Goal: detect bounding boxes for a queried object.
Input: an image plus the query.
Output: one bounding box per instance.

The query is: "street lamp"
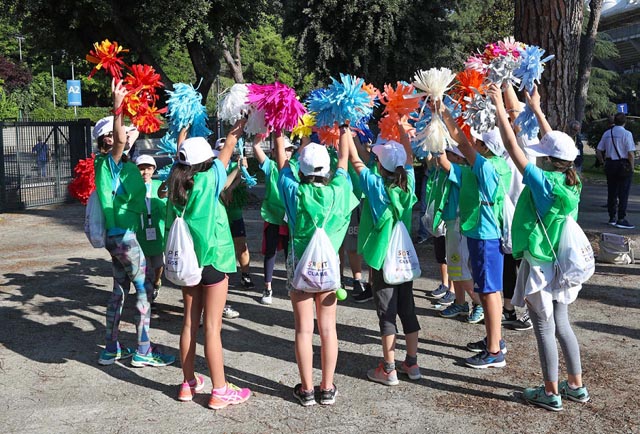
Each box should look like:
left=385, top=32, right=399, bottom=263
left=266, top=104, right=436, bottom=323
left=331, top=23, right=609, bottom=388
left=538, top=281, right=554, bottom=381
left=15, top=35, right=25, bottom=62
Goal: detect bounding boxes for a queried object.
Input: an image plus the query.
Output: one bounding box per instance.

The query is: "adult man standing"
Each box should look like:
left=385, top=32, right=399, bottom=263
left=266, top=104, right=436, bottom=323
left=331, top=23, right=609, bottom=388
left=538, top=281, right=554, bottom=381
left=597, top=113, right=636, bottom=229
left=32, top=136, right=49, bottom=177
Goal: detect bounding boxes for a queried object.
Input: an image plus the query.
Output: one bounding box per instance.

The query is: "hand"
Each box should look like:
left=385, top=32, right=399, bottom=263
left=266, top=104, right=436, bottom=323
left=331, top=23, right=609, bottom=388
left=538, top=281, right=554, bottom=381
left=240, top=156, right=248, bottom=168
left=112, top=78, right=127, bottom=111
left=486, top=83, right=503, bottom=106
left=524, top=85, right=541, bottom=111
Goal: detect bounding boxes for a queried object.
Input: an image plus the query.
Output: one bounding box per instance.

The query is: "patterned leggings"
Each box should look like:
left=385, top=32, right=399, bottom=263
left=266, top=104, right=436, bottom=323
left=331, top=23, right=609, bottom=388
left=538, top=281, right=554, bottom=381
left=104, top=231, right=151, bottom=354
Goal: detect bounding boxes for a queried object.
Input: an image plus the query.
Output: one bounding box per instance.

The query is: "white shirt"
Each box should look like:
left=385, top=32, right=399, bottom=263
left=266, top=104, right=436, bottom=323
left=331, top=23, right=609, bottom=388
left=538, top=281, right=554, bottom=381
left=597, top=125, right=636, bottom=160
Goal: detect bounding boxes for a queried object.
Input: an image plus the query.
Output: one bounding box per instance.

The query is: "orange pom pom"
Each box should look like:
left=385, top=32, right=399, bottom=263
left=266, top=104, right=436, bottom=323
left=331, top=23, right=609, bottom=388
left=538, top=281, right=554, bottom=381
left=86, top=39, right=129, bottom=80
left=379, top=82, right=420, bottom=118
left=452, top=70, right=486, bottom=110
left=317, top=124, right=341, bottom=148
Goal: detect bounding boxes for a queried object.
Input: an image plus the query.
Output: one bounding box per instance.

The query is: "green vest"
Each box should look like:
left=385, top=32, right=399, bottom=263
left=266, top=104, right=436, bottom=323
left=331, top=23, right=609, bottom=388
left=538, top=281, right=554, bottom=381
left=429, top=168, right=451, bottom=232
left=137, top=179, right=167, bottom=257
left=94, top=154, right=146, bottom=232
left=167, top=169, right=236, bottom=273
left=261, top=159, right=286, bottom=225
left=291, top=176, right=358, bottom=260
left=358, top=179, right=418, bottom=270
left=225, top=161, right=247, bottom=222
left=459, top=156, right=512, bottom=234
left=511, top=171, right=581, bottom=261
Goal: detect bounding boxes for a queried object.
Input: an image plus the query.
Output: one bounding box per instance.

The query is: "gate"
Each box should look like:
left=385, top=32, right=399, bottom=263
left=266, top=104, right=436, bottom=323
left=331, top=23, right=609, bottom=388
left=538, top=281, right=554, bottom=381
left=0, top=119, right=92, bottom=212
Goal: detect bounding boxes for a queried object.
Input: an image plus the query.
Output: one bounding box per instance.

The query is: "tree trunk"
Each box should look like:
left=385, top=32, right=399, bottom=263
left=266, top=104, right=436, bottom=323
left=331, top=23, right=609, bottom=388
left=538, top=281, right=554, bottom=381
left=515, top=0, right=583, bottom=131
left=575, top=0, right=604, bottom=126
left=186, top=42, right=221, bottom=104
left=222, top=32, right=245, bottom=84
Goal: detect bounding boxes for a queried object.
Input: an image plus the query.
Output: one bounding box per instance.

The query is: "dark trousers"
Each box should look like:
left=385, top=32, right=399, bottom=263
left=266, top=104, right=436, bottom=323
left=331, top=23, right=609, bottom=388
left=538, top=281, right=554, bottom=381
left=605, top=160, right=633, bottom=220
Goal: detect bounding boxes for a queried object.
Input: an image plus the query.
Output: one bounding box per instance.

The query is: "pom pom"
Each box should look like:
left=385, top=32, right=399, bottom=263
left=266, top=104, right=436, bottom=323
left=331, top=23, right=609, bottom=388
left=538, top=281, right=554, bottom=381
left=452, top=69, right=486, bottom=110
left=486, top=56, right=522, bottom=88
left=412, top=68, right=456, bottom=101
left=515, top=105, right=540, bottom=139
left=379, top=82, right=420, bottom=118
left=353, top=116, right=375, bottom=144
left=218, top=84, right=250, bottom=124
left=86, top=39, right=128, bottom=80
left=413, top=113, right=454, bottom=155
left=131, top=103, right=167, bottom=134
left=307, top=74, right=373, bottom=126
left=68, top=154, right=96, bottom=204
left=514, top=45, right=554, bottom=93
left=463, top=90, right=496, bottom=133
left=124, top=64, right=163, bottom=100
left=291, top=113, right=316, bottom=140
left=464, top=53, right=488, bottom=73
left=244, top=106, right=269, bottom=136
left=247, top=82, right=307, bottom=132
left=159, top=83, right=211, bottom=154
left=317, top=124, right=341, bottom=148
left=156, top=164, right=173, bottom=182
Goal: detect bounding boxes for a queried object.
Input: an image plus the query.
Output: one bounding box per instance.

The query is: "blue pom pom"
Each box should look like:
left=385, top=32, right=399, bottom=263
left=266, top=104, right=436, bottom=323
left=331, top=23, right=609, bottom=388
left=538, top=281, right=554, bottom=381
left=155, top=164, right=173, bottom=182
left=161, top=83, right=212, bottom=154
left=515, top=45, right=554, bottom=94
left=307, top=74, right=373, bottom=127
left=515, top=105, right=540, bottom=139
left=240, top=164, right=257, bottom=188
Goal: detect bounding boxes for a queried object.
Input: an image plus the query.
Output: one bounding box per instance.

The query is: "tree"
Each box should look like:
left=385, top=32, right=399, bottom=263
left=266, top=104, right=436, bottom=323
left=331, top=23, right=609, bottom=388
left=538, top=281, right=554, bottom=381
left=575, top=0, right=604, bottom=125
left=515, top=1, right=583, bottom=131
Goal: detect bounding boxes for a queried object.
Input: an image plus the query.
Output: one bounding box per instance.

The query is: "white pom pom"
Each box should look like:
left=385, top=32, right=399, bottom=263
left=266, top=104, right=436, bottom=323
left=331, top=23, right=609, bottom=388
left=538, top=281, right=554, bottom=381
left=414, top=116, right=453, bottom=154
left=218, top=83, right=250, bottom=124
left=412, top=68, right=456, bottom=101
left=244, top=105, right=268, bottom=136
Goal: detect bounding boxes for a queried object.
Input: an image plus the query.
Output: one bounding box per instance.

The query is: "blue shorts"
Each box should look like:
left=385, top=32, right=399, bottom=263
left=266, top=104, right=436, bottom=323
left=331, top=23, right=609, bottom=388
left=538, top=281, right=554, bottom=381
left=467, top=238, right=503, bottom=294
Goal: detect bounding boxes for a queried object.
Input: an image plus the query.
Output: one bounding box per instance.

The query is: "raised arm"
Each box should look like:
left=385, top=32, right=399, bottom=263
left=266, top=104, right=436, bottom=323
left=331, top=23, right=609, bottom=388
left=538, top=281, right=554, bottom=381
left=219, top=117, right=247, bottom=167
left=397, top=116, right=413, bottom=167
left=346, top=126, right=367, bottom=175
left=487, top=84, right=528, bottom=174
left=436, top=151, right=452, bottom=173
left=440, top=100, right=477, bottom=166
left=274, top=129, right=288, bottom=171
left=503, top=84, right=523, bottom=127
left=524, top=85, right=552, bottom=137
left=111, top=78, right=127, bottom=163
left=251, top=133, right=268, bottom=165
left=337, top=125, right=349, bottom=171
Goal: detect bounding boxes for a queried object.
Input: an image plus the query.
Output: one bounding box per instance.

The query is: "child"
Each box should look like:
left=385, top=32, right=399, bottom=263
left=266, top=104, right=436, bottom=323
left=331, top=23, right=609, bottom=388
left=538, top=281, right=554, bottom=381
left=489, top=83, right=589, bottom=411
left=166, top=119, right=251, bottom=409
left=441, top=104, right=512, bottom=369
left=135, top=155, right=166, bottom=303
left=435, top=146, right=484, bottom=324
left=251, top=134, right=292, bottom=305
left=95, top=79, right=175, bottom=368
left=276, top=128, right=357, bottom=406
left=348, top=122, right=422, bottom=385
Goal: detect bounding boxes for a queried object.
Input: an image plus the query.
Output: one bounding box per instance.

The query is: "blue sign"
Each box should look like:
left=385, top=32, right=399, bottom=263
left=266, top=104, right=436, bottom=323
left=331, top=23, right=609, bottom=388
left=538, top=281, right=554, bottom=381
left=617, top=103, right=628, bottom=114
left=67, top=80, right=82, bottom=107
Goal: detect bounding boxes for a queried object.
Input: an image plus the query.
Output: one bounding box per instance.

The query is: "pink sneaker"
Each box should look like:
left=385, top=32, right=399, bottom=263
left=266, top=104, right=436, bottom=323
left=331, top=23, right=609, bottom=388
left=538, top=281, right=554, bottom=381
left=208, top=382, right=251, bottom=409
left=397, top=361, right=422, bottom=380
left=177, top=374, right=205, bottom=402
left=367, top=362, right=399, bottom=386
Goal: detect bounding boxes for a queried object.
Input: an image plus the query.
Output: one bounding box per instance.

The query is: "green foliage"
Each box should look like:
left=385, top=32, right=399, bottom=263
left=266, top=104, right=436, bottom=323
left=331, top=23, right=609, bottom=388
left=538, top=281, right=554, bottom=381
left=30, top=106, right=111, bottom=121
left=0, top=84, right=19, bottom=119
left=585, top=67, right=617, bottom=120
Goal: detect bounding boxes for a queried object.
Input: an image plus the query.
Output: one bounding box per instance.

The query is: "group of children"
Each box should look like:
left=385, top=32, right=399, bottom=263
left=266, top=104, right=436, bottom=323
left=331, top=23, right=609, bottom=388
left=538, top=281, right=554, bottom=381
left=92, top=78, right=590, bottom=412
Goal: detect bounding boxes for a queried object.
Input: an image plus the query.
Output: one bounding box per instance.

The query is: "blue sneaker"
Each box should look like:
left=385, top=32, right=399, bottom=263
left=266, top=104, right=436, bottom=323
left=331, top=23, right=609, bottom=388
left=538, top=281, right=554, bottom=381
left=465, top=350, right=506, bottom=369
left=466, top=304, right=485, bottom=324
left=559, top=380, right=590, bottom=403
left=466, top=337, right=507, bottom=354
left=431, top=284, right=449, bottom=299
left=438, top=290, right=455, bottom=306
left=440, top=302, right=469, bottom=318
left=98, top=346, right=135, bottom=365
left=131, top=347, right=176, bottom=367
left=523, top=385, right=563, bottom=411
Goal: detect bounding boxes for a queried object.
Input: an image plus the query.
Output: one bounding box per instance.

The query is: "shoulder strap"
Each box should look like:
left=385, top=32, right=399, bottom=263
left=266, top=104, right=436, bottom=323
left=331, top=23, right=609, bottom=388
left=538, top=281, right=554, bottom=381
left=535, top=209, right=563, bottom=274
left=610, top=128, right=623, bottom=160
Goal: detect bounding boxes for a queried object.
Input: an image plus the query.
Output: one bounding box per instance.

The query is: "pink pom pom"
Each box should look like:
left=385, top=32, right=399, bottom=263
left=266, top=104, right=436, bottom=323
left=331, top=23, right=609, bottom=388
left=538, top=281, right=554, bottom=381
left=247, top=82, right=307, bottom=132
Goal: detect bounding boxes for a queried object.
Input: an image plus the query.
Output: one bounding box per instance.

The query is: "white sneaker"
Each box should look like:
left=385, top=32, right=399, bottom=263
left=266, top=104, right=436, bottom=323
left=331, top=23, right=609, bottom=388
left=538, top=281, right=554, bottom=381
left=222, top=305, right=240, bottom=319
left=260, top=289, right=273, bottom=305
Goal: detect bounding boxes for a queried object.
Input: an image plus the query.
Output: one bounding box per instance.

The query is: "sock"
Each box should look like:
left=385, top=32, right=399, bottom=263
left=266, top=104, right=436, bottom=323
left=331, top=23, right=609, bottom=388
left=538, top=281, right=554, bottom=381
left=105, top=341, right=119, bottom=353
left=405, top=355, right=418, bottom=366
left=213, top=384, right=228, bottom=395
left=187, top=377, right=199, bottom=387
left=383, top=361, right=395, bottom=373
left=489, top=351, right=501, bottom=356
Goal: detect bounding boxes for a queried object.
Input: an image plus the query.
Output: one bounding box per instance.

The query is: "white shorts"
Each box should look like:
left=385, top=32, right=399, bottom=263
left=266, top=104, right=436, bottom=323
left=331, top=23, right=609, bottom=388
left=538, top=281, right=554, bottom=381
left=445, top=218, right=472, bottom=281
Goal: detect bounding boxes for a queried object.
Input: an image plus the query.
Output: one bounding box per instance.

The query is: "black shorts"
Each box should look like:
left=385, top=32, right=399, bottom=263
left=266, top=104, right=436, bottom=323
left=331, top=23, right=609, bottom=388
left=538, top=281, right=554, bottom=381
left=434, top=235, right=446, bottom=264
left=229, top=218, right=246, bottom=238
left=201, top=265, right=226, bottom=286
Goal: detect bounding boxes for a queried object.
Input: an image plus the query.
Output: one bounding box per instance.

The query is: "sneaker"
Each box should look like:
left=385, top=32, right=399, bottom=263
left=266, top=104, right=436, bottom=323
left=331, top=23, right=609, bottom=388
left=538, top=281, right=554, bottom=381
left=152, top=281, right=161, bottom=302
left=502, top=308, right=518, bottom=325
left=465, top=350, right=506, bottom=369
left=367, top=362, right=400, bottom=386
left=559, top=380, right=590, bottom=403
left=438, top=290, right=455, bottom=306
left=241, top=273, right=255, bottom=289
left=319, top=384, right=338, bottom=405
left=397, top=361, right=422, bottom=380
left=292, top=383, right=316, bottom=406
left=208, top=382, right=251, bottom=409
left=352, top=279, right=364, bottom=294
left=467, top=304, right=485, bottom=324
left=608, top=217, right=617, bottom=226
left=616, top=219, right=635, bottom=229
left=98, top=346, right=135, bottom=365
left=523, top=385, right=563, bottom=411
left=512, top=311, right=533, bottom=331
left=177, top=374, right=205, bottom=402
left=222, top=305, right=240, bottom=319
left=260, top=289, right=273, bottom=305
left=431, top=284, right=449, bottom=299
left=466, top=337, right=507, bottom=354
left=440, top=302, right=470, bottom=318
left=131, top=348, right=176, bottom=367
left=353, top=283, right=373, bottom=303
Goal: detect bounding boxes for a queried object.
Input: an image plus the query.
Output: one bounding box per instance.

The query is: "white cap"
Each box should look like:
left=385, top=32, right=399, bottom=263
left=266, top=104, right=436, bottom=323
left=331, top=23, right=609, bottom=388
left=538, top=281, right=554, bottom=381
left=177, top=137, right=215, bottom=166
left=214, top=137, right=225, bottom=150
left=299, top=142, right=331, bottom=177
left=481, top=128, right=505, bottom=157
left=372, top=140, right=407, bottom=172
left=126, top=125, right=138, bottom=133
left=445, top=145, right=465, bottom=159
left=93, top=116, right=114, bottom=141
left=135, top=154, right=157, bottom=167
left=283, top=136, right=298, bottom=149
left=526, top=130, right=578, bottom=162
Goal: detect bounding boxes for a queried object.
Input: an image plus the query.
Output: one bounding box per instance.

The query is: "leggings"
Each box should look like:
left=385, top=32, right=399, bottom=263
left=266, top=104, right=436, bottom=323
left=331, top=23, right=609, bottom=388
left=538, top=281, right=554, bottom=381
left=503, top=253, right=520, bottom=300
left=104, top=231, right=151, bottom=354
left=263, top=223, right=289, bottom=283
left=528, top=301, right=582, bottom=383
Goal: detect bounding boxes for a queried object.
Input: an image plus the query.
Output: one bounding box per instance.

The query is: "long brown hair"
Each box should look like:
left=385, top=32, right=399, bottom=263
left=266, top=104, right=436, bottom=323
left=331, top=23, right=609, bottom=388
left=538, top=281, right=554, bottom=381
left=167, top=159, right=214, bottom=206
left=380, top=165, right=408, bottom=192
left=299, top=173, right=330, bottom=186
left=548, top=157, right=579, bottom=187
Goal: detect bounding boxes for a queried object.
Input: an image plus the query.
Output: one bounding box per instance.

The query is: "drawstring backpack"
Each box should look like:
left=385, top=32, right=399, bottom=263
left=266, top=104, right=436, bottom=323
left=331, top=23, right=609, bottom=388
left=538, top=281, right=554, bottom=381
left=165, top=198, right=203, bottom=287
left=383, top=203, right=422, bottom=285
left=84, top=191, right=106, bottom=248
left=421, top=168, right=446, bottom=237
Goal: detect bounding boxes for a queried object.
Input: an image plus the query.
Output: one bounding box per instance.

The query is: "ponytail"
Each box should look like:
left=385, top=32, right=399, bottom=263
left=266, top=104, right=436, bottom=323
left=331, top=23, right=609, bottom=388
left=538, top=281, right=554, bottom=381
left=549, top=156, right=579, bottom=187
left=380, top=165, right=408, bottom=192
left=167, top=159, right=213, bottom=206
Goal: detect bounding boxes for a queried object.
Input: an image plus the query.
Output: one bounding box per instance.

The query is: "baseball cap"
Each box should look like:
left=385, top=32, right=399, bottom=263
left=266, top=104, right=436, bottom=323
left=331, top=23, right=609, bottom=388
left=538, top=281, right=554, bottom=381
left=214, top=137, right=225, bottom=150
left=480, top=128, right=505, bottom=157
left=135, top=154, right=157, bottom=167
left=445, top=145, right=465, bottom=159
left=177, top=137, right=215, bottom=166
left=526, top=130, right=578, bottom=162
left=372, top=140, right=407, bottom=172
left=298, top=142, right=331, bottom=177
left=93, top=116, right=114, bottom=141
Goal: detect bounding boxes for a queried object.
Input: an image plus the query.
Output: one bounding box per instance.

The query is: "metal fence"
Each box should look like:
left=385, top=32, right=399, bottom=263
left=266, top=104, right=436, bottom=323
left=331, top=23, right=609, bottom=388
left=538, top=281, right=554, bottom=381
left=0, top=119, right=92, bottom=212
